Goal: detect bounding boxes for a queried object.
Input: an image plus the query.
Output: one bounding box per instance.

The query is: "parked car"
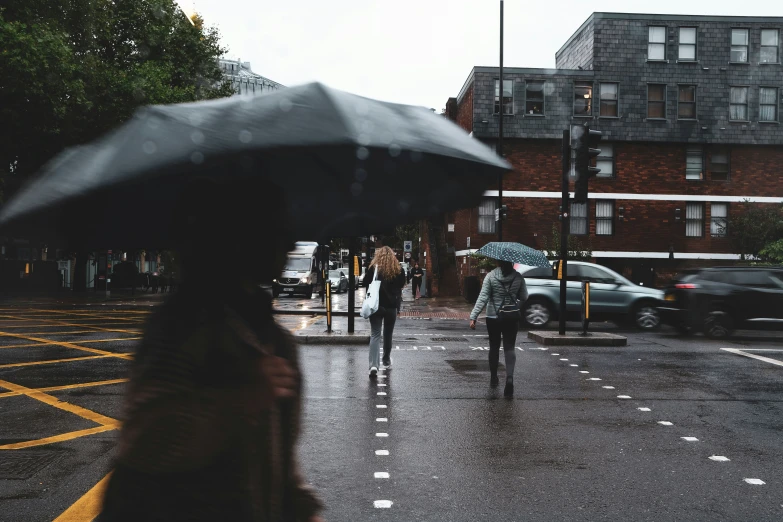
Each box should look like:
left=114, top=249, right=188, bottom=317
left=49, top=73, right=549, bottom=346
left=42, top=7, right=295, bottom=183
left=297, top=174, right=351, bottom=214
left=328, top=269, right=348, bottom=293
left=518, top=261, right=664, bottom=330
left=658, top=266, right=783, bottom=338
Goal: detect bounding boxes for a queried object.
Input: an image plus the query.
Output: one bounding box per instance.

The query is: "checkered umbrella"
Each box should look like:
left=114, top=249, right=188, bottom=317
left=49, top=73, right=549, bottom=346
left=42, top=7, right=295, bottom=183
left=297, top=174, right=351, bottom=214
left=475, top=242, right=550, bottom=268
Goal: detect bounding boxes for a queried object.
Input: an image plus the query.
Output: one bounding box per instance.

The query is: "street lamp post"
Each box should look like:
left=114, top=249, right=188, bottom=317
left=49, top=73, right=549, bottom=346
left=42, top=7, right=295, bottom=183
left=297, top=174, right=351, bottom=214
left=497, top=0, right=504, bottom=242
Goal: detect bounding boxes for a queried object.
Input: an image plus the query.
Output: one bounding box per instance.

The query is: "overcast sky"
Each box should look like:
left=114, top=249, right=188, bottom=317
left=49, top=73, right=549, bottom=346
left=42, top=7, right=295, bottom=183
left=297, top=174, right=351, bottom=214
left=180, top=0, right=782, bottom=110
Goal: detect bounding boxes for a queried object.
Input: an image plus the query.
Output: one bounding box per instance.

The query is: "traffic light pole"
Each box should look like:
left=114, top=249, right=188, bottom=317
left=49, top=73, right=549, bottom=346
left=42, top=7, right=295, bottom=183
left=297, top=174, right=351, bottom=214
left=559, top=129, right=570, bottom=336
left=497, top=0, right=504, bottom=242
left=348, top=238, right=355, bottom=333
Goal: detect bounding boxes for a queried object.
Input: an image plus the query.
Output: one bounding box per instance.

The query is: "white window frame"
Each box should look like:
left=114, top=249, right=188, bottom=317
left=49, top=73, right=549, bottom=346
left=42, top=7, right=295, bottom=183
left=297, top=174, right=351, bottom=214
left=494, top=79, right=514, bottom=115
left=648, top=26, right=667, bottom=61
left=573, top=82, right=594, bottom=117
left=570, top=202, right=588, bottom=236
left=710, top=203, right=728, bottom=237
left=596, top=201, right=614, bottom=236
left=760, top=87, right=779, bottom=122
left=478, top=198, right=497, bottom=234
left=679, top=27, right=697, bottom=61
left=686, top=146, right=704, bottom=180
left=730, top=29, right=749, bottom=63
left=596, top=143, right=614, bottom=179
left=730, top=86, right=749, bottom=121
left=686, top=202, right=704, bottom=237
left=760, top=29, right=780, bottom=64
left=599, top=82, right=619, bottom=118
left=525, top=80, right=545, bottom=116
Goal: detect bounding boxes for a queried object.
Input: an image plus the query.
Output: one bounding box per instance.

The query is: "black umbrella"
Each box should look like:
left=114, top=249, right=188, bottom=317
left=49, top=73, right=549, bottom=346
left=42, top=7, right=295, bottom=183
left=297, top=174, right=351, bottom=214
left=0, top=82, right=509, bottom=247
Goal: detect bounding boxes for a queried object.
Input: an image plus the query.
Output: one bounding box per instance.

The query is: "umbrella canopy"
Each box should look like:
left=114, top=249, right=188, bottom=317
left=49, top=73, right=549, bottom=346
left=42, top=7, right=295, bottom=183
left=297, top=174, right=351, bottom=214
left=475, top=242, right=550, bottom=268
left=0, top=82, right=509, bottom=247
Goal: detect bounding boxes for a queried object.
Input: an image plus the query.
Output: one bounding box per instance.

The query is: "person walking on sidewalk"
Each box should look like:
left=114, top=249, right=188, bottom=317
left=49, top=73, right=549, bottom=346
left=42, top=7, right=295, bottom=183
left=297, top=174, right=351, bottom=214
left=469, top=261, right=528, bottom=397
left=410, top=262, right=423, bottom=300
left=364, top=246, right=406, bottom=378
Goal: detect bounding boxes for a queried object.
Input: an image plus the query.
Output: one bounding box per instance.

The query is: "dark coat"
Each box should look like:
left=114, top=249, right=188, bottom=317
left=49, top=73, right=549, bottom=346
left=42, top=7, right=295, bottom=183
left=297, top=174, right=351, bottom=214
left=99, top=287, right=321, bottom=522
left=363, top=265, right=405, bottom=310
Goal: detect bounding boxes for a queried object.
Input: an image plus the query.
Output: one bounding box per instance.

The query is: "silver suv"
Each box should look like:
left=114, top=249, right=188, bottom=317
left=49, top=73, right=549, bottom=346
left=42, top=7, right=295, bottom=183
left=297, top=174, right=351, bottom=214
left=518, top=261, right=664, bottom=330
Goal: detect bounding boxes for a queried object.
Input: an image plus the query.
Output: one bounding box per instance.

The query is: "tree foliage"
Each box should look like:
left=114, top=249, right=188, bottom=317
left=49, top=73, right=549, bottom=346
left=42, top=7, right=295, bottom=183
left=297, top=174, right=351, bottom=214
left=542, top=224, right=593, bottom=260
left=0, top=0, right=234, bottom=202
left=729, top=202, right=783, bottom=261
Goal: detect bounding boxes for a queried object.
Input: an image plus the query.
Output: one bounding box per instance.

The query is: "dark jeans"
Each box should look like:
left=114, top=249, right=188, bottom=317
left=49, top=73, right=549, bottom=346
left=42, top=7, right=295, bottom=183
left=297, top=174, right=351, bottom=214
left=411, top=280, right=421, bottom=297
left=369, top=306, right=397, bottom=368
left=486, top=317, right=519, bottom=380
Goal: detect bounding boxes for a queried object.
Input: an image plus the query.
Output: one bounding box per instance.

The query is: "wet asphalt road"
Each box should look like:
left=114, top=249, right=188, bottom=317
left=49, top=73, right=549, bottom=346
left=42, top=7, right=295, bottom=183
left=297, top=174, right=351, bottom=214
left=0, top=305, right=782, bottom=521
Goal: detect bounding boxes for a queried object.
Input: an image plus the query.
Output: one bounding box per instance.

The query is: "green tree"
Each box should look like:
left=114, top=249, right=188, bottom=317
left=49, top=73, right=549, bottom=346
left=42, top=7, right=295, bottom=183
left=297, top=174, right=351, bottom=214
left=0, top=0, right=234, bottom=202
left=759, top=239, right=783, bottom=264
left=542, top=224, right=592, bottom=260
left=729, top=202, right=783, bottom=260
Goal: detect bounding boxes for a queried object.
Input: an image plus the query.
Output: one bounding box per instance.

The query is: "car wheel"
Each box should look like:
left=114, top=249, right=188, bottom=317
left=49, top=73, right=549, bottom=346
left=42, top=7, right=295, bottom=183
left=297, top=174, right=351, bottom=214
left=704, top=310, right=733, bottom=339
left=523, top=299, right=552, bottom=328
left=634, top=302, right=661, bottom=330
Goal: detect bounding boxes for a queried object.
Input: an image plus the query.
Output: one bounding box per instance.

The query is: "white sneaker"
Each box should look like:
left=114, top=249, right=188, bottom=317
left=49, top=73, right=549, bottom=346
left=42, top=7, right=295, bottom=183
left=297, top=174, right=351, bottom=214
left=369, top=367, right=378, bottom=378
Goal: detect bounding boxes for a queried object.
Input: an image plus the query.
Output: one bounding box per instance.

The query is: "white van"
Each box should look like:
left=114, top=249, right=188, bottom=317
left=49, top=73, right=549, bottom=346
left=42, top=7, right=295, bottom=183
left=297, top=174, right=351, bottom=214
left=273, top=242, right=319, bottom=297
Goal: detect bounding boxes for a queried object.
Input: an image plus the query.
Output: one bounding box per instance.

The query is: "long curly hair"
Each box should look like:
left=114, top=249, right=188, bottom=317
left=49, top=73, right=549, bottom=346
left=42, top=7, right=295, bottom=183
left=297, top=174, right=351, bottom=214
left=369, top=246, right=401, bottom=280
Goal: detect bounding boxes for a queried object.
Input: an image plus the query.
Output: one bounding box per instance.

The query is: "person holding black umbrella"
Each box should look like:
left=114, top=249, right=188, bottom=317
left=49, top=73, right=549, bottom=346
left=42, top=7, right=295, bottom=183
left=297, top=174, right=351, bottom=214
left=98, top=180, right=323, bottom=522
left=469, top=259, right=528, bottom=397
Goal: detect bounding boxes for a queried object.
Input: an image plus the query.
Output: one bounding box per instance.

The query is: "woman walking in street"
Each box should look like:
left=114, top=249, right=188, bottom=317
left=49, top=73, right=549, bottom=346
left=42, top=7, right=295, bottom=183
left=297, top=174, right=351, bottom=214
left=364, top=246, right=406, bottom=378
left=410, top=261, right=423, bottom=300
left=469, top=260, right=528, bottom=397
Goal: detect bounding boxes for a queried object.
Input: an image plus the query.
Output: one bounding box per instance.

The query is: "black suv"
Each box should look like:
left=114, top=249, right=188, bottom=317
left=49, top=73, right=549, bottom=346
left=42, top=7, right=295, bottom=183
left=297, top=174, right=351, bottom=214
left=659, top=266, right=783, bottom=338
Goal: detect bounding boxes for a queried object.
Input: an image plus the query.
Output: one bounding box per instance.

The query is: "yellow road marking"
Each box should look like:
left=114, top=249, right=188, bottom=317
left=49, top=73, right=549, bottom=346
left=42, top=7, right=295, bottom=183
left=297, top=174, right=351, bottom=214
left=0, top=323, right=143, bottom=329
left=0, top=425, right=117, bottom=450
left=0, top=332, right=133, bottom=359
left=53, top=472, right=113, bottom=522
left=0, top=355, right=121, bottom=369
left=0, top=337, right=142, bottom=350
left=0, top=315, right=142, bottom=335
left=0, top=378, right=119, bottom=427
left=0, top=378, right=128, bottom=399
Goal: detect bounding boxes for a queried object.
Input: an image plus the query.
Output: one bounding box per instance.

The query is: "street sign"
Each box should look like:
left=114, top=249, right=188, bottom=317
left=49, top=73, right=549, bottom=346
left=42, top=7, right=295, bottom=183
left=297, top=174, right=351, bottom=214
left=448, top=224, right=455, bottom=232
left=404, top=241, right=412, bottom=252
left=404, top=252, right=411, bottom=259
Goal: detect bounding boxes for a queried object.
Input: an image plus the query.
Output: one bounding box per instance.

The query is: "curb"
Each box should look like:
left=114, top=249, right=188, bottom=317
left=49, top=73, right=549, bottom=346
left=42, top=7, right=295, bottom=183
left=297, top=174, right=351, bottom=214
left=294, top=334, right=370, bottom=345
left=528, top=331, right=628, bottom=346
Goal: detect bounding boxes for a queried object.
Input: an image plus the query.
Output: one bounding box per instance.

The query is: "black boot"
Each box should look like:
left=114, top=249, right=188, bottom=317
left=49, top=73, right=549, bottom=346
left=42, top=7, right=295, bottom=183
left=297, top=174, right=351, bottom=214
left=504, top=378, right=514, bottom=397
left=490, top=374, right=499, bottom=387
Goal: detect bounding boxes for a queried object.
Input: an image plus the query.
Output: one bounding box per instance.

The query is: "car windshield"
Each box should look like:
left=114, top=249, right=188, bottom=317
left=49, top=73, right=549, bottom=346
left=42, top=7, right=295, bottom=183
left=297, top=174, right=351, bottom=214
left=285, top=258, right=311, bottom=271
left=329, top=270, right=342, bottom=278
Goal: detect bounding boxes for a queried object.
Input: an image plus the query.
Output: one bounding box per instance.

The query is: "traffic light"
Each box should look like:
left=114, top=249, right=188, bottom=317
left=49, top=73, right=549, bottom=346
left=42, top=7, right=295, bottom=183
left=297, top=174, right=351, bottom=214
left=500, top=204, right=508, bottom=221
left=574, top=125, right=602, bottom=203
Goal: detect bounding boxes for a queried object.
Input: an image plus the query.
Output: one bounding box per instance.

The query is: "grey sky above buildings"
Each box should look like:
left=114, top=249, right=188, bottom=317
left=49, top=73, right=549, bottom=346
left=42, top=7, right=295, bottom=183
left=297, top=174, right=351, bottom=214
left=181, top=0, right=782, bottom=110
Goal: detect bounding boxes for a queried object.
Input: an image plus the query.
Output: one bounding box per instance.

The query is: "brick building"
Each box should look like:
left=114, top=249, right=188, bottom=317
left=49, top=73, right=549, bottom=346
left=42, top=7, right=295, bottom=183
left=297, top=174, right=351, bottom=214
left=423, top=12, right=783, bottom=295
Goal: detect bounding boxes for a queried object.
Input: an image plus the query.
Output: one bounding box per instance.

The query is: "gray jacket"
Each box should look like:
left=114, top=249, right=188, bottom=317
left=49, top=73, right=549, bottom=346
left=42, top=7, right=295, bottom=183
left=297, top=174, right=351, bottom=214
left=470, top=267, right=528, bottom=320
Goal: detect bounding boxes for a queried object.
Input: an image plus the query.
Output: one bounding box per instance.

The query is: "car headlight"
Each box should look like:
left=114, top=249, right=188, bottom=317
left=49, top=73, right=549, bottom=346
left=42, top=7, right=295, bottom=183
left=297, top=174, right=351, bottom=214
left=272, top=279, right=277, bottom=283
left=300, top=276, right=310, bottom=284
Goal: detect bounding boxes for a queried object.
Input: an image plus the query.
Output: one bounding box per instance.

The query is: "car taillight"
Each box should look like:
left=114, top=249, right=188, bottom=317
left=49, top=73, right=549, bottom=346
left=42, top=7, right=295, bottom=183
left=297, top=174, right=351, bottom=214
left=675, top=283, right=699, bottom=289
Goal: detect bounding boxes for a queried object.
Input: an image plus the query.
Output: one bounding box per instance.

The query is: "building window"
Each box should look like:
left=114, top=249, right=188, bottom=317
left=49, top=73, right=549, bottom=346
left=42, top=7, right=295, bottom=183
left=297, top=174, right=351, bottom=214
left=730, top=86, right=749, bottom=121
left=678, top=85, right=697, bottom=119
left=596, top=201, right=614, bottom=236
left=731, top=29, right=749, bottom=62
left=599, top=83, right=619, bottom=117
left=679, top=27, right=697, bottom=61
left=525, top=80, right=545, bottom=115
left=710, top=148, right=730, bottom=181
left=647, top=84, right=667, bottom=119
left=494, top=79, right=513, bottom=115
left=478, top=198, right=497, bottom=234
left=761, top=29, right=780, bottom=63
left=760, top=87, right=779, bottom=122
left=686, top=146, right=703, bottom=180
left=648, top=26, right=667, bottom=60
left=574, top=82, right=593, bottom=116
left=596, top=143, right=614, bottom=178
left=570, top=202, right=588, bottom=236
left=711, top=203, right=728, bottom=237
left=686, top=203, right=704, bottom=237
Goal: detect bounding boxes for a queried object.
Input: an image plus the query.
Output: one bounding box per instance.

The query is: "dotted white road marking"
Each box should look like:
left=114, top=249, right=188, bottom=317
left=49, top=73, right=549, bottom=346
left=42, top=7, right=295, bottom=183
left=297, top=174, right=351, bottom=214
left=377, top=405, right=387, bottom=409
left=744, top=478, right=765, bottom=485
left=376, top=418, right=388, bottom=422
left=638, top=407, right=651, bottom=411
left=587, top=378, right=602, bottom=381
left=374, top=500, right=393, bottom=508
left=378, top=383, right=387, bottom=387
left=709, top=456, right=730, bottom=462
left=376, top=433, right=389, bottom=437
left=377, top=392, right=387, bottom=396
left=375, top=472, right=390, bottom=479
left=552, top=353, right=560, bottom=356
left=570, top=364, right=579, bottom=367
left=579, top=371, right=590, bottom=374
left=602, top=386, right=615, bottom=389
left=376, top=450, right=389, bottom=456
left=559, top=358, right=569, bottom=361
left=617, top=395, right=632, bottom=399
left=658, top=421, right=674, bottom=426
left=681, top=437, right=699, bottom=442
